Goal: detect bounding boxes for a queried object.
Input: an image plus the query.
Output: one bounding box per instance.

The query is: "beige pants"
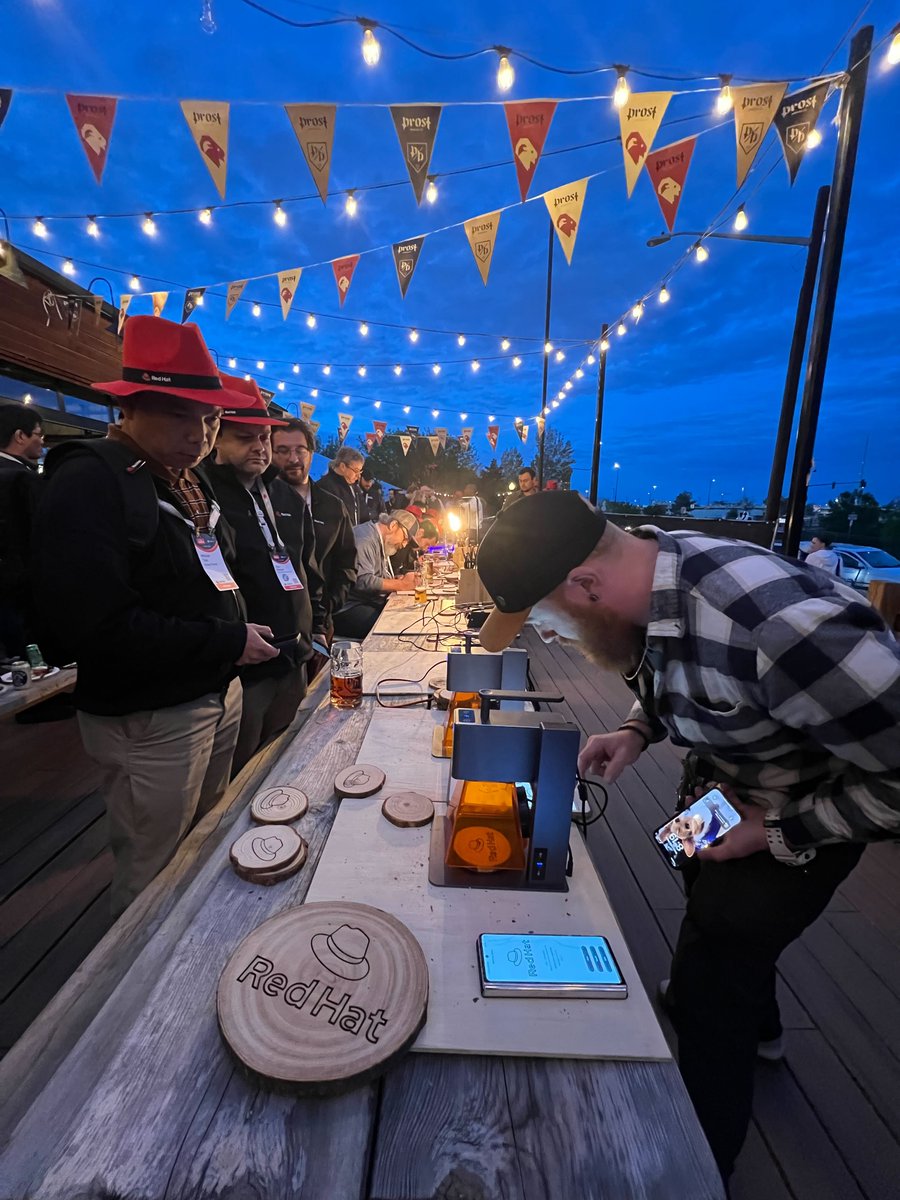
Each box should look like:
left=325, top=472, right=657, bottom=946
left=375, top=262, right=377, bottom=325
left=79, top=678, right=243, bottom=916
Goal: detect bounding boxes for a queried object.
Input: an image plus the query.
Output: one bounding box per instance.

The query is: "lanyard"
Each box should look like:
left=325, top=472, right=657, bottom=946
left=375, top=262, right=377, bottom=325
left=157, top=498, right=221, bottom=533
left=246, top=480, right=286, bottom=555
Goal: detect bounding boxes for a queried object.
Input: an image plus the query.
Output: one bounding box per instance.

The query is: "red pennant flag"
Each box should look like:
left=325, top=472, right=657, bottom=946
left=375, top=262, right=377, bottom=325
left=487, top=425, right=499, bottom=451
left=66, top=94, right=117, bottom=183
left=332, top=255, right=360, bottom=308
left=505, top=101, right=556, bottom=202
left=644, top=137, right=697, bottom=234
left=364, top=432, right=377, bottom=453
left=373, top=420, right=387, bottom=445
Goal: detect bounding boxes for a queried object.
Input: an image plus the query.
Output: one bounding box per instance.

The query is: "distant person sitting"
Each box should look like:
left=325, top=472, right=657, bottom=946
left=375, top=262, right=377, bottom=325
left=358, top=469, right=384, bottom=521
left=333, top=510, right=419, bottom=639
left=317, top=446, right=364, bottom=526
left=0, top=404, right=44, bottom=657
left=503, top=466, right=539, bottom=508
left=390, top=517, right=439, bottom=576
left=805, top=534, right=841, bottom=576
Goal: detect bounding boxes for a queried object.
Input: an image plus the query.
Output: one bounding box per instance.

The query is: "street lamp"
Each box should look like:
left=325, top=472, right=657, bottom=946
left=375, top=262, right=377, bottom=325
left=613, top=462, right=621, bottom=503
left=647, top=230, right=810, bottom=249
left=707, top=477, right=716, bottom=506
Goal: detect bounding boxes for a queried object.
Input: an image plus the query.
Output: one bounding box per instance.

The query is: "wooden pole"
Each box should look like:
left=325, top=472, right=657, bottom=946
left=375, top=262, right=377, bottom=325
left=588, top=324, right=609, bottom=505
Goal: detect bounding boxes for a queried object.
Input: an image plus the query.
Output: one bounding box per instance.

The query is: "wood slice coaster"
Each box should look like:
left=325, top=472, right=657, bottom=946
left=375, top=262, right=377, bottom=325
left=334, top=764, right=386, bottom=799
left=382, top=791, right=435, bottom=828
left=230, top=825, right=303, bottom=875
left=250, top=786, right=309, bottom=825
left=234, top=838, right=308, bottom=886
left=217, top=901, right=429, bottom=1092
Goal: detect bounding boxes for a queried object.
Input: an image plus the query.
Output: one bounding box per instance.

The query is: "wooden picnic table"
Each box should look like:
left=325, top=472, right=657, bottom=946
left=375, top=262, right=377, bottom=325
left=0, top=596, right=724, bottom=1199
left=0, top=666, right=76, bottom=720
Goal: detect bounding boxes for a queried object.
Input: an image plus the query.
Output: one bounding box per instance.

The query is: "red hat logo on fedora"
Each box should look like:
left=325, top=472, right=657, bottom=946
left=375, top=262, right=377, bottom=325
left=92, top=316, right=254, bottom=409
left=218, top=370, right=289, bottom=426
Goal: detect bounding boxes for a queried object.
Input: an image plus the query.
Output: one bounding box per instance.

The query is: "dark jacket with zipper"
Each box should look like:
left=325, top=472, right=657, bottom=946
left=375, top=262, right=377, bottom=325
left=32, top=438, right=247, bottom=716
left=316, top=467, right=361, bottom=527
left=202, top=461, right=326, bottom=682
left=304, top=479, right=357, bottom=620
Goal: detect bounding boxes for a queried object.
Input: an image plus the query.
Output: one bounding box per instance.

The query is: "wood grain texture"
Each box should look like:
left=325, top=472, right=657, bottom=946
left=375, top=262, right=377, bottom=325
left=233, top=838, right=308, bottom=885
left=230, top=825, right=304, bottom=872
left=250, top=785, right=309, bottom=824
left=382, top=792, right=435, bottom=828
left=334, top=764, right=386, bottom=799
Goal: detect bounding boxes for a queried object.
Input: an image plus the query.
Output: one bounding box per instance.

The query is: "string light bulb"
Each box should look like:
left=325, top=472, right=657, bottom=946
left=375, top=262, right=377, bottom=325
left=715, top=75, right=734, bottom=116
left=632, top=302, right=644, bottom=321
left=252, top=303, right=261, bottom=316
left=460, top=412, right=468, bottom=420
left=617, top=322, right=627, bottom=336
left=292, top=363, right=300, bottom=374
left=432, top=409, right=440, bottom=418
left=432, top=363, right=441, bottom=375
left=199, top=207, right=213, bottom=226
left=244, top=374, right=252, bottom=382
left=323, top=365, right=331, bottom=375
left=600, top=339, right=610, bottom=352
left=142, top=213, right=157, bottom=236
left=256, top=360, right=265, bottom=370
left=457, top=334, right=466, bottom=347
left=361, top=23, right=381, bottom=66
left=393, top=364, right=403, bottom=376
left=555, top=350, right=565, bottom=362
left=62, top=259, right=75, bottom=276
left=357, top=365, right=367, bottom=376
left=306, top=313, right=317, bottom=328
left=129, top=275, right=141, bottom=291
left=496, top=49, right=515, bottom=92
left=544, top=341, right=554, bottom=354
left=409, top=329, right=419, bottom=343
left=228, top=357, right=237, bottom=368
left=373, top=400, right=381, bottom=408
left=806, top=128, right=822, bottom=149
left=403, top=405, right=411, bottom=414
left=425, top=177, right=438, bottom=204
left=359, top=321, right=369, bottom=336
left=694, top=242, right=709, bottom=263
left=887, top=25, right=900, bottom=66
left=587, top=353, right=596, bottom=365
left=613, top=66, right=630, bottom=110
left=86, top=217, right=100, bottom=238
left=471, top=360, right=480, bottom=371
left=345, top=191, right=358, bottom=217
left=501, top=337, right=511, bottom=351
left=33, top=218, right=48, bottom=238
left=564, top=381, right=573, bottom=391
left=659, top=285, right=671, bottom=303
left=277, top=381, right=285, bottom=391
left=310, top=388, right=319, bottom=398
left=341, top=395, right=350, bottom=404
left=273, top=201, right=287, bottom=227
left=557, top=391, right=566, bottom=401
left=552, top=400, right=560, bottom=408
left=733, top=204, right=748, bottom=232
left=512, top=356, right=522, bottom=367
left=575, top=368, right=584, bottom=379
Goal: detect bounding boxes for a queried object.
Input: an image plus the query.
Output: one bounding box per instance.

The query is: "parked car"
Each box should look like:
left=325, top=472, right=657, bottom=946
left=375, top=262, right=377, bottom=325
left=832, top=544, right=900, bottom=590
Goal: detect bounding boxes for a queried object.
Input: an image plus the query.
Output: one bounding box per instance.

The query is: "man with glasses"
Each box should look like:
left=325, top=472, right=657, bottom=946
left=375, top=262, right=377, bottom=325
left=0, top=404, right=44, bottom=657
left=271, top=419, right=356, bottom=640
left=333, top=510, right=419, bottom=639
left=316, top=445, right=365, bottom=527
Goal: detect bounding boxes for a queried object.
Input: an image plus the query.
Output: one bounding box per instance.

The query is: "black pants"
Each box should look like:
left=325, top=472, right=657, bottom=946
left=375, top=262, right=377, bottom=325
left=231, top=661, right=306, bottom=777
left=332, top=601, right=384, bottom=640
left=669, top=837, right=863, bottom=1178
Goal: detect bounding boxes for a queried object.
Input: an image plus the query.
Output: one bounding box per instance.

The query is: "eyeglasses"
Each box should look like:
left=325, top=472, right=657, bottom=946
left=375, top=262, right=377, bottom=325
left=273, top=443, right=311, bottom=460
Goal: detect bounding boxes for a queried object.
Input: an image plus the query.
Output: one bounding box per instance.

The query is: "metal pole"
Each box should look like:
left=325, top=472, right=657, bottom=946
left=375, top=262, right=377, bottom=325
left=783, top=26, right=873, bottom=557
left=763, top=184, right=830, bottom=527
left=588, top=323, right=609, bottom=505
left=537, top=222, right=554, bottom=490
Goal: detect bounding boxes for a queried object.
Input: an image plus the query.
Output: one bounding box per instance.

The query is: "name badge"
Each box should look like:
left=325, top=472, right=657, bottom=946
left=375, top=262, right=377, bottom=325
left=271, top=551, right=304, bottom=592
left=194, top=532, right=239, bottom=591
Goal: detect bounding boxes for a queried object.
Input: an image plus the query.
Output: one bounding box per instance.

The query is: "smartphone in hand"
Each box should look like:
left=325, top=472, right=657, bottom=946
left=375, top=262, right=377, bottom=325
left=653, top=788, right=742, bottom=870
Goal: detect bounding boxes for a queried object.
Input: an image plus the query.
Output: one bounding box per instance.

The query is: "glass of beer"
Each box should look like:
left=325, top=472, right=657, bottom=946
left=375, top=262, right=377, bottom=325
left=414, top=563, right=428, bottom=605
left=330, top=640, right=363, bottom=708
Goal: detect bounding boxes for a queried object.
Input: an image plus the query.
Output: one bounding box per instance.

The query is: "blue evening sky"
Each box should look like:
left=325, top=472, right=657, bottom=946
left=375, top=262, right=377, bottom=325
left=1, top=0, right=897, bottom=505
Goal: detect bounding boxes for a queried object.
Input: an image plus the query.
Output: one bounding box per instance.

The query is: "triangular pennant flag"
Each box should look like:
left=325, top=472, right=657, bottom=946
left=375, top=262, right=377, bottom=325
left=373, top=420, right=387, bottom=445
left=399, top=434, right=412, bottom=456
left=516, top=421, right=529, bottom=445
left=365, top=432, right=377, bottom=453
left=277, top=268, right=302, bottom=320
left=0, top=241, right=27, bottom=288
left=535, top=415, right=546, bottom=439
left=773, top=82, right=830, bottom=185
left=427, top=436, right=440, bottom=456
left=505, top=101, right=556, bottom=202
left=644, top=137, right=697, bottom=233
left=338, top=412, right=353, bottom=443
left=463, top=211, right=502, bottom=286
left=118, top=293, right=132, bottom=334
left=459, top=427, right=474, bottom=450
left=309, top=420, right=321, bottom=436
left=181, top=287, right=206, bottom=324
left=151, top=291, right=168, bottom=318
left=0, top=89, right=13, bottom=132
left=733, top=83, right=788, bottom=188
left=180, top=100, right=230, bottom=200
left=300, top=402, right=316, bottom=421
left=543, top=178, right=589, bottom=266
left=225, top=280, right=246, bottom=320
left=390, top=105, right=442, bottom=205
left=618, top=91, right=673, bottom=198
left=65, top=94, right=117, bottom=184
left=487, top=425, right=499, bottom=450
left=284, top=104, right=336, bottom=204
left=392, top=237, right=425, bottom=299
left=435, top=427, right=447, bottom=449
left=406, top=424, right=420, bottom=437
left=332, top=255, right=360, bottom=308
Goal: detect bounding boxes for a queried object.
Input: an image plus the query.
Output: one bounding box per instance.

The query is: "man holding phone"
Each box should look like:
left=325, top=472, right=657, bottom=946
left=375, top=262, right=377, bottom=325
left=476, top=491, right=900, bottom=1183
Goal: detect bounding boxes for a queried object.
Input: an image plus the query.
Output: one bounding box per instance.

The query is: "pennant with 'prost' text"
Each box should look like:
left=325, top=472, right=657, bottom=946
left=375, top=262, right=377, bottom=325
left=618, top=91, right=672, bottom=198
left=733, top=83, right=787, bottom=188
left=151, top=292, right=169, bottom=318
left=428, top=436, right=441, bottom=456
left=515, top=420, right=529, bottom=445
left=392, top=237, right=425, bottom=299
left=399, top=434, right=412, bottom=456
left=406, top=424, right=420, bottom=437
left=181, top=287, right=206, bottom=323
left=225, top=280, right=246, bottom=320
left=435, top=427, right=447, bottom=449
left=181, top=100, right=230, bottom=199
left=773, top=82, right=830, bottom=185
left=277, top=268, right=301, bottom=320
left=332, top=255, right=360, bottom=308
left=487, top=424, right=499, bottom=451
left=505, top=101, right=556, bottom=202
left=0, top=89, right=12, bottom=132
left=338, top=411, right=353, bottom=443
left=373, top=420, right=387, bottom=445
left=535, top=415, right=546, bottom=440
left=644, top=137, right=696, bottom=233
left=463, top=211, right=501, bottom=286
left=300, top=402, right=316, bottom=421
left=65, top=94, right=117, bottom=184
left=459, top=427, right=474, bottom=450
left=365, top=432, right=377, bottom=453
left=543, top=178, right=589, bottom=265
left=390, top=105, right=442, bottom=205
left=118, top=294, right=131, bottom=335
left=284, top=104, right=336, bottom=204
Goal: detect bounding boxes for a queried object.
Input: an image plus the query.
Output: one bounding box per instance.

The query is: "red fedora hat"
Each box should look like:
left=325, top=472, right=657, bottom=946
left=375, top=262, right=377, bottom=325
left=92, top=316, right=254, bottom=408
left=218, top=371, right=289, bottom=426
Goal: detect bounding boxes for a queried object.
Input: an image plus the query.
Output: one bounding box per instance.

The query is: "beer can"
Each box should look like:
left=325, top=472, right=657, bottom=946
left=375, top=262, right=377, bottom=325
left=25, top=644, right=46, bottom=668
left=10, top=660, right=31, bottom=688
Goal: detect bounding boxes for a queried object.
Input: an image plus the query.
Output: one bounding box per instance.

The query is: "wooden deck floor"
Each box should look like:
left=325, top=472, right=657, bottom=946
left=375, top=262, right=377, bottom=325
left=521, top=628, right=900, bottom=1200
left=2, top=643, right=899, bottom=1200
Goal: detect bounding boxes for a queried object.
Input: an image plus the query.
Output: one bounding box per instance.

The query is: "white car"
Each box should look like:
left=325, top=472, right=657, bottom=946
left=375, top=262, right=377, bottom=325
left=832, top=544, right=900, bottom=590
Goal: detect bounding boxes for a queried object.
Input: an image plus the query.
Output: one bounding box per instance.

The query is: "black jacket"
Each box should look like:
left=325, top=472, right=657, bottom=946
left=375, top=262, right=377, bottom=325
left=0, top=454, right=41, bottom=652
left=303, top=479, right=357, bottom=620
left=316, top=468, right=361, bottom=527
left=33, top=439, right=247, bottom=716
left=202, top=461, right=326, bottom=679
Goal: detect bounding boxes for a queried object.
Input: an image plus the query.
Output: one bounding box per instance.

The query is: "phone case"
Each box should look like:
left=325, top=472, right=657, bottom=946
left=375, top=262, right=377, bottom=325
left=477, top=934, right=628, bottom=999
left=653, top=789, right=742, bottom=870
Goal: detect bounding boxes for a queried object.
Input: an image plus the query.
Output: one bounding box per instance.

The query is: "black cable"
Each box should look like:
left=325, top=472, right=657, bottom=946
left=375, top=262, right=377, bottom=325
left=573, top=775, right=609, bottom=839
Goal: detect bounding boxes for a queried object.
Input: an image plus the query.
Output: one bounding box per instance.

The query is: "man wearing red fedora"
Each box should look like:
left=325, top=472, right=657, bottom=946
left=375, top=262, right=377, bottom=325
left=203, top=372, right=327, bottom=774
left=32, top=316, right=279, bottom=916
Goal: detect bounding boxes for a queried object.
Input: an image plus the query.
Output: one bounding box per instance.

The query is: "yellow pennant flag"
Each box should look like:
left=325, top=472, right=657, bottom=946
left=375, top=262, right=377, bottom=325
left=277, top=268, right=302, bottom=320
left=617, top=92, right=672, bottom=198
left=543, top=178, right=589, bottom=266
left=309, top=420, right=321, bottom=436
left=427, top=436, right=440, bottom=456
left=535, top=414, right=546, bottom=439
left=463, top=211, right=502, bottom=286
left=284, top=104, right=336, bottom=204
left=151, top=291, right=168, bottom=318
left=117, top=293, right=131, bottom=335
left=225, top=280, right=246, bottom=320
left=180, top=100, right=230, bottom=199
left=300, top=402, right=316, bottom=421
left=733, top=83, right=788, bottom=187
left=399, top=434, right=412, bottom=456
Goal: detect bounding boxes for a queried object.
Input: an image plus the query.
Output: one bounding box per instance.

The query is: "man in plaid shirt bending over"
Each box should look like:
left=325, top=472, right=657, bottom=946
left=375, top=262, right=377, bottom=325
left=476, top=491, right=900, bottom=1184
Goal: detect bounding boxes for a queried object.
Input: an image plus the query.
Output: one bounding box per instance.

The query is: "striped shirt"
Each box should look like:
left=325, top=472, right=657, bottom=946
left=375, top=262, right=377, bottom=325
left=626, top=529, right=900, bottom=850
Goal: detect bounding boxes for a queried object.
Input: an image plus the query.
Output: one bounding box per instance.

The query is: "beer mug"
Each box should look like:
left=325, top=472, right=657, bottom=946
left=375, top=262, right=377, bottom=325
left=330, top=640, right=363, bottom=709
left=414, top=564, right=428, bottom=605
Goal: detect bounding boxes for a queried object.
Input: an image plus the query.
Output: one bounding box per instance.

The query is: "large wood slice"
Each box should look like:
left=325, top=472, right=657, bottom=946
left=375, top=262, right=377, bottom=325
left=250, top=786, right=309, bottom=824
left=230, top=825, right=303, bottom=874
left=234, top=838, right=308, bottom=885
left=333, top=764, right=386, bottom=799
left=382, top=792, right=435, bottom=828
left=217, top=901, right=428, bottom=1092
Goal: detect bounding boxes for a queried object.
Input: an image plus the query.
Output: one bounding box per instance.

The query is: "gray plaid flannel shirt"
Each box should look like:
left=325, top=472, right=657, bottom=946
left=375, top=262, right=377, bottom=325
left=626, top=529, right=900, bottom=850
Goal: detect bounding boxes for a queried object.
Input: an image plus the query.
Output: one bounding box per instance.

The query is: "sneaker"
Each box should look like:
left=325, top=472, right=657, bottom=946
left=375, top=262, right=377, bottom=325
left=656, top=979, right=785, bottom=1061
